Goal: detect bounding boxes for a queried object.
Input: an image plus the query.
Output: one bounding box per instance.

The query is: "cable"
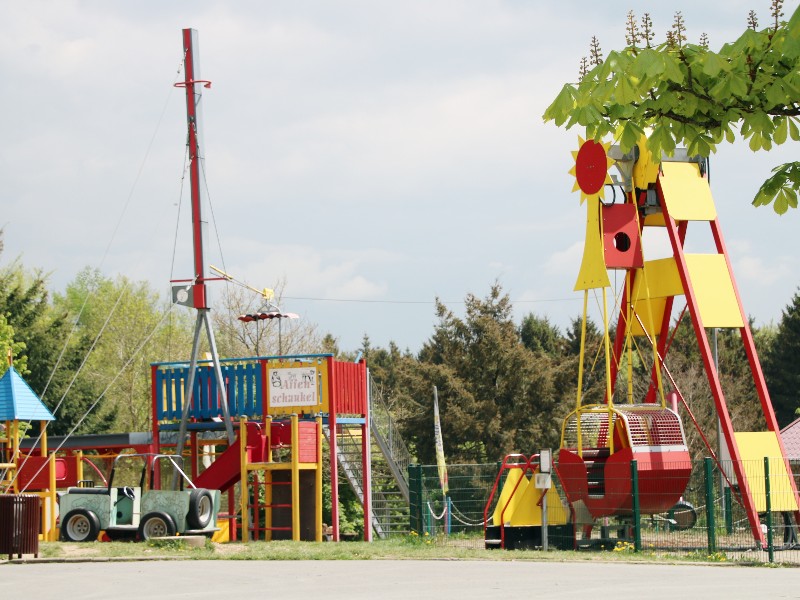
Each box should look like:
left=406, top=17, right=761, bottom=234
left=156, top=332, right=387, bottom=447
left=281, top=295, right=582, bottom=306
left=36, top=55, right=183, bottom=405
left=11, top=279, right=131, bottom=486
left=15, top=302, right=178, bottom=493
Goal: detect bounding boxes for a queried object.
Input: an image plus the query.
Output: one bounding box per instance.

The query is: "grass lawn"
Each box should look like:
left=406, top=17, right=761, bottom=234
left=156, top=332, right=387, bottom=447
left=28, top=535, right=758, bottom=564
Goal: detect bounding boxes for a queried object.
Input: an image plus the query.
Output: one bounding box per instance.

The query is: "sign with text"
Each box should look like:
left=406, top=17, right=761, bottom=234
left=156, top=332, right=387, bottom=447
left=267, top=366, right=319, bottom=410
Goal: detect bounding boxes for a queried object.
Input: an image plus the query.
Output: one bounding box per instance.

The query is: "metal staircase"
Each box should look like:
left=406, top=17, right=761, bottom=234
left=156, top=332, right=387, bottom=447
left=325, top=374, right=412, bottom=538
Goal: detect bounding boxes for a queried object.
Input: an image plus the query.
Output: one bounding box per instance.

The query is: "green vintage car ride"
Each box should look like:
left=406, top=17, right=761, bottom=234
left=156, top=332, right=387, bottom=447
left=59, top=453, right=220, bottom=542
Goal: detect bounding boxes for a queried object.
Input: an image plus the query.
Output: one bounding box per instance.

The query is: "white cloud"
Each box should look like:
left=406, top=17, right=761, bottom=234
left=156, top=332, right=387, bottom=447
left=2, top=0, right=797, bottom=353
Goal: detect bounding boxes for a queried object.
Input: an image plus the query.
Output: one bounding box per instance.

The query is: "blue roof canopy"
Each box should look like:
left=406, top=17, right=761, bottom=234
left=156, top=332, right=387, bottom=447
left=0, top=366, right=55, bottom=421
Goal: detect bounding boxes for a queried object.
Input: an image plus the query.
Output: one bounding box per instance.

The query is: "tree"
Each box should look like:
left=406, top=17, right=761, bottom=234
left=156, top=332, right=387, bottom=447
left=211, top=277, right=324, bottom=358
left=0, top=312, right=26, bottom=378
left=519, top=313, right=562, bottom=357
left=543, top=3, right=800, bottom=213
left=391, top=284, right=564, bottom=463
left=55, top=268, right=187, bottom=433
left=763, top=289, right=800, bottom=426
left=0, top=248, right=108, bottom=435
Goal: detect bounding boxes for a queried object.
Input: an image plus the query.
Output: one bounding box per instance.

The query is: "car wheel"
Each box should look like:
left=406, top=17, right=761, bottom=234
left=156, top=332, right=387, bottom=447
left=187, top=489, right=214, bottom=529
left=61, top=509, right=101, bottom=542
left=138, top=511, right=177, bottom=540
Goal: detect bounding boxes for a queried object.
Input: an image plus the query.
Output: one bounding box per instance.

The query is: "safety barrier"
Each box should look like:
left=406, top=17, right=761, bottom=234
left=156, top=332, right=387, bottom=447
left=409, top=457, right=800, bottom=564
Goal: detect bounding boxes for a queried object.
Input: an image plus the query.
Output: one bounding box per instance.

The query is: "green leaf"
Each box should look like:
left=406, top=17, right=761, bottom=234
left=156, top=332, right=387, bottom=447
left=638, top=50, right=659, bottom=78
left=774, top=118, right=788, bottom=145
left=789, top=4, right=800, bottom=39
left=615, top=121, right=641, bottom=152
left=702, top=52, right=726, bottom=77
left=729, top=73, right=749, bottom=97
left=753, top=164, right=800, bottom=213
left=542, top=84, right=578, bottom=125
left=614, top=75, right=637, bottom=104
left=748, top=132, right=763, bottom=151
left=789, top=118, right=800, bottom=142
left=765, top=81, right=788, bottom=108
left=662, top=54, right=684, bottom=84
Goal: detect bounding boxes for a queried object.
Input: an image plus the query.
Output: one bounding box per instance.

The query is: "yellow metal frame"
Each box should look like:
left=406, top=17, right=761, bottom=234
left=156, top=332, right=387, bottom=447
left=239, top=415, right=323, bottom=542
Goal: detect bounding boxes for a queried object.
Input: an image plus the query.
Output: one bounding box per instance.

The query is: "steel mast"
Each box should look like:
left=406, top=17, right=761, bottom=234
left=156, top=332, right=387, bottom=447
left=174, top=29, right=235, bottom=466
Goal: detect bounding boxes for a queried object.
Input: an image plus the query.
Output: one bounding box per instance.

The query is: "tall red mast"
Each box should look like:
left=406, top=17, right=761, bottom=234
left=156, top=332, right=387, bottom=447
left=174, top=29, right=235, bottom=462
left=181, top=28, right=210, bottom=310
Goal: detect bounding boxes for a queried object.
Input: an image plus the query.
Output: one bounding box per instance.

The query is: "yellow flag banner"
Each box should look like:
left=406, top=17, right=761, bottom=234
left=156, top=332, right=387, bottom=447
left=433, top=386, right=449, bottom=496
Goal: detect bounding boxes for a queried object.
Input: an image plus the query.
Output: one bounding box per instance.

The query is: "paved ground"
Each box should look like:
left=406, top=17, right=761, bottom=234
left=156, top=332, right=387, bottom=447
left=1, top=559, right=797, bottom=599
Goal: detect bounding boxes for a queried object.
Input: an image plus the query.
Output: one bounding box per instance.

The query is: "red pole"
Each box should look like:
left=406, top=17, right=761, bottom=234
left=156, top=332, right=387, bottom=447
left=181, top=28, right=209, bottom=310
left=361, top=363, right=372, bottom=541
left=151, top=364, right=160, bottom=455
left=328, top=357, right=340, bottom=541
left=659, top=182, right=764, bottom=545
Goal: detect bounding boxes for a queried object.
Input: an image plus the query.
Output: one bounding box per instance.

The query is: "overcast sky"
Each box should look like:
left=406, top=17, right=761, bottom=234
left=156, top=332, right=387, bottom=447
left=2, top=0, right=797, bottom=354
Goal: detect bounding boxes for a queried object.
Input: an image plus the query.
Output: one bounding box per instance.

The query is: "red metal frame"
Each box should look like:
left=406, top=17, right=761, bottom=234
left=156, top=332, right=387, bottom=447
left=658, top=186, right=763, bottom=543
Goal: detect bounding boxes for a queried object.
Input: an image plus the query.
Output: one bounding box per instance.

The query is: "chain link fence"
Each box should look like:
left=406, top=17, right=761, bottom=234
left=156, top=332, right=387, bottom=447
left=408, top=456, right=800, bottom=564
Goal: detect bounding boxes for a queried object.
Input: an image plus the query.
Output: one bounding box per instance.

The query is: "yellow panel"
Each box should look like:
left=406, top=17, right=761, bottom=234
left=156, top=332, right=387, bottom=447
left=642, top=212, right=666, bottom=227
left=684, top=254, right=744, bottom=328
left=492, top=468, right=528, bottom=526
left=509, top=471, right=569, bottom=526
left=658, top=162, right=717, bottom=221
left=630, top=297, right=667, bottom=337
left=734, top=432, right=799, bottom=512
left=575, top=197, right=611, bottom=291
left=632, top=258, right=683, bottom=300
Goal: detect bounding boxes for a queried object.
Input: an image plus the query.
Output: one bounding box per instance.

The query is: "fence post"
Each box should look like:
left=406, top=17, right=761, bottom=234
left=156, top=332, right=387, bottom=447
left=408, top=464, right=423, bottom=534
left=764, top=456, right=774, bottom=563
left=630, top=459, right=641, bottom=552
left=704, top=457, right=716, bottom=553
left=724, top=486, right=733, bottom=535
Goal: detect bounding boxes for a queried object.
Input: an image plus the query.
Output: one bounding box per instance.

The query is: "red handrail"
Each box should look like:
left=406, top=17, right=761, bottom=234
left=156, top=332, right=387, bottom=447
left=484, top=453, right=541, bottom=548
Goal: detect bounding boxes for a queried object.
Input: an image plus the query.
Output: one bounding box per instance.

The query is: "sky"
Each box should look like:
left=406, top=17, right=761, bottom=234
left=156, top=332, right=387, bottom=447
left=2, top=0, right=798, bottom=355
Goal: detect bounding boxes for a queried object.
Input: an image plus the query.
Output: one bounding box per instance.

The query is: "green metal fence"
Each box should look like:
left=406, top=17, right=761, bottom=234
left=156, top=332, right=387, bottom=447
left=408, top=457, right=800, bottom=564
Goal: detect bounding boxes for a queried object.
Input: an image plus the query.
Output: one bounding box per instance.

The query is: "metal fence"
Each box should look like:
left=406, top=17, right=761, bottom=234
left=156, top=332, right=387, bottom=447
left=408, top=457, right=800, bottom=564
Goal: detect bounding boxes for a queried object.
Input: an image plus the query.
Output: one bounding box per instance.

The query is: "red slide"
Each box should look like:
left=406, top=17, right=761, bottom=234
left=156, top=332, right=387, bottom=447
left=193, top=423, right=265, bottom=492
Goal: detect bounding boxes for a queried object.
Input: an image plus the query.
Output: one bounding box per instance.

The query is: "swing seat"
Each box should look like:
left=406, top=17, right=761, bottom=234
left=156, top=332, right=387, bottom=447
left=557, top=405, right=691, bottom=518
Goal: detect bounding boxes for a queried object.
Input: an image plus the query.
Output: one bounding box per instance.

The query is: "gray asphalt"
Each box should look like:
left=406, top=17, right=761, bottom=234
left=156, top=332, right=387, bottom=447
left=2, top=560, right=797, bottom=599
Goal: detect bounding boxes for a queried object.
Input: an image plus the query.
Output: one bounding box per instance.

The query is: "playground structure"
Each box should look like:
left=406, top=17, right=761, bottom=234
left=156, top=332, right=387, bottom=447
left=0, top=29, right=377, bottom=547
left=1, top=353, right=371, bottom=544
left=151, top=353, right=370, bottom=542
left=483, top=454, right=572, bottom=550
left=545, top=136, right=797, bottom=547
left=484, top=136, right=800, bottom=551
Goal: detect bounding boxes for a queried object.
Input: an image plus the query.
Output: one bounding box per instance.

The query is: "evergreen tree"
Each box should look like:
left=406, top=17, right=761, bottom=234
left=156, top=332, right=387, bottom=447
left=392, top=284, right=564, bottom=463
left=763, top=290, right=800, bottom=427
left=519, top=313, right=562, bottom=357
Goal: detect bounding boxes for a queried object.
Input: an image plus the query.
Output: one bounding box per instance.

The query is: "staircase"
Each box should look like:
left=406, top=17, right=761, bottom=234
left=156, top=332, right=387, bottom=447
left=325, top=374, right=412, bottom=538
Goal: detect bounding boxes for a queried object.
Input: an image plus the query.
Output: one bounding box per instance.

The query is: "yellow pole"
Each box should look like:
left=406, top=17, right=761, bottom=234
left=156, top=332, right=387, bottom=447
left=626, top=275, right=634, bottom=404
left=265, top=415, right=273, bottom=541
left=315, top=415, right=323, bottom=542
left=575, top=291, right=589, bottom=456
left=12, top=421, right=20, bottom=493
left=48, top=454, right=57, bottom=540
left=239, top=417, right=249, bottom=543
left=76, top=450, right=84, bottom=483
left=603, top=288, right=614, bottom=454
left=291, top=413, right=300, bottom=541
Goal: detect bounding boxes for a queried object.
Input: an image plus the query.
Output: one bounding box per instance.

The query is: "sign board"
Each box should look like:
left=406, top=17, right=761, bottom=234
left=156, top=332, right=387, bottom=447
left=267, top=366, right=318, bottom=409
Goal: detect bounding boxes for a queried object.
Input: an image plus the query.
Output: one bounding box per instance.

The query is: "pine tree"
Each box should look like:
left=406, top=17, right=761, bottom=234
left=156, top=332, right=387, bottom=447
left=763, top=290, right=800, bottom=427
